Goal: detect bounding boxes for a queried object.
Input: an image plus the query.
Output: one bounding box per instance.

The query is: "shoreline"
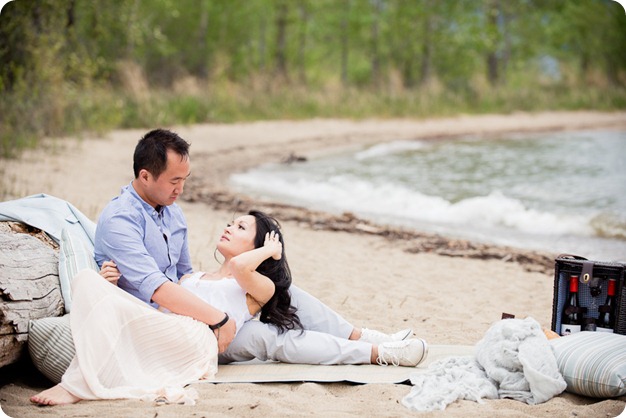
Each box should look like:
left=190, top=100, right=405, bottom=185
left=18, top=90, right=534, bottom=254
left=183, top=187, right=557, bottom=275
left=181, top=111, right=626, bottom=275
left=1, top=111, right=626, bottom=417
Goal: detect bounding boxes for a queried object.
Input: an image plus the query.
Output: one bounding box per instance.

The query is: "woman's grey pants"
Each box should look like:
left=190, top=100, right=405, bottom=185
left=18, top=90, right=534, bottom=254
left=218, top=285, right=372, bottom=364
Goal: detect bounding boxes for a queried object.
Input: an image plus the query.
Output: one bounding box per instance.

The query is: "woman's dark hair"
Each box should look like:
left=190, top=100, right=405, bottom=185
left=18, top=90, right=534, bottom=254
left=133, top=129, right=190, bottom=179
left=249, top=210, right=302, bottom=333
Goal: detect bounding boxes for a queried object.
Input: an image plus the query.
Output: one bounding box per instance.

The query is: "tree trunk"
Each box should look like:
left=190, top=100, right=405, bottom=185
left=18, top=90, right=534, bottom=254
left=195, top=0, right=210, bottom=78
left=419, top=14, right=433, bottom=86
left=0, top=222, right=64, bottom=368
left=340, top=1, right=350, bottom=87
left=485, top=0, right=500, bottom=87
left=370, top=0, right=382, bottom=89
left=274, top=0, right=289, bottom=81
left=297, top=1, right=309, bottom=85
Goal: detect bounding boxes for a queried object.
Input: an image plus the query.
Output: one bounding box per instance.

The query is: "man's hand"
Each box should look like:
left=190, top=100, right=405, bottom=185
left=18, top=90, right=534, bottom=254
left=99, top=260, right=121, bottom=286
left=214, top=317, right=237, bottom=353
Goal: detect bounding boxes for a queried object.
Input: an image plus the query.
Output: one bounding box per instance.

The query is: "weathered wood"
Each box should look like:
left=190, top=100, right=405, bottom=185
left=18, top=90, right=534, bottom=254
left=0, top=222, right=63, bottom=368
left=0, top=333, right=27, bottom=367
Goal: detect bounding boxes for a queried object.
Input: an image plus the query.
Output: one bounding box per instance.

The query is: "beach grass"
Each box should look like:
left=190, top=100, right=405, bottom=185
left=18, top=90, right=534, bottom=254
left=1, top=77, right=625, bottom=160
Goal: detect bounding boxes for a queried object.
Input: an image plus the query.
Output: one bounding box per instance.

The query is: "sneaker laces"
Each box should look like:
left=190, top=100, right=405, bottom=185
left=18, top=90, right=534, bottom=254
left=376, top=340, right=411, bottom=367
left=360, top=328, right=412, bottom=345
left=360, top=328, right=389, bottom=345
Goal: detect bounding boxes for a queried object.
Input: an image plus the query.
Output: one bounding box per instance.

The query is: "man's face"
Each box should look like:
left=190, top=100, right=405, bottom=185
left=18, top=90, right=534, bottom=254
left=143, top=150, right=190, bottom=208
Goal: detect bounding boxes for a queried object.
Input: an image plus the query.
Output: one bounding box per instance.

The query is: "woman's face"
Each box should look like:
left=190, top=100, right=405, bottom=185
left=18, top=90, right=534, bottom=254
left=217, top=214, right=257, bottom=259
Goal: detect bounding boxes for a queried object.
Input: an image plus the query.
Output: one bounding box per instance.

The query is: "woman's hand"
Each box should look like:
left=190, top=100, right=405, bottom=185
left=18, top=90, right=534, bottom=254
left=264, top=230, right=282, bottom=260
left=99, top=260, right=121, bottom=286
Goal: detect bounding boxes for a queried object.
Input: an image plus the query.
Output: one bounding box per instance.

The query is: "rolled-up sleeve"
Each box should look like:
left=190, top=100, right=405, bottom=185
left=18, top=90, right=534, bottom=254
left=97, top=211, right=169, bottom=305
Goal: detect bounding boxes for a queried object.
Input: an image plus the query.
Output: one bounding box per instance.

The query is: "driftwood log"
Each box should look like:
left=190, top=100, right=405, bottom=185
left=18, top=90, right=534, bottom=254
left=0, top=222, right=64, bottom=368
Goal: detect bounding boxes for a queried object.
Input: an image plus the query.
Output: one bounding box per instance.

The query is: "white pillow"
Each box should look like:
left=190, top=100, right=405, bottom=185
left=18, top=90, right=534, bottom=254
left=550, top=331, right=626, bottom=398
left=58, top=227, right=99, bottom=312
left=28, top=315, right=74, bottom=384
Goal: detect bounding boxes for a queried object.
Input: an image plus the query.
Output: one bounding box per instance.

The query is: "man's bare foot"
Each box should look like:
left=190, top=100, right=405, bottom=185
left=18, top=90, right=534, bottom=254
left=30, top=385, right=80, bottom=406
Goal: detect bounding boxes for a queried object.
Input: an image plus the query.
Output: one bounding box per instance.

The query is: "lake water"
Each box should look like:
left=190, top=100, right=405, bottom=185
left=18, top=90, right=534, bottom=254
left=231, top=130, right=626, bottom=262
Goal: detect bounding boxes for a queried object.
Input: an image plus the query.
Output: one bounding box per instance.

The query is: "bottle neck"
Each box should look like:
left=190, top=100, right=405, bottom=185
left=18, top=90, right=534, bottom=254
left=607, top=279, right=616, bottom=296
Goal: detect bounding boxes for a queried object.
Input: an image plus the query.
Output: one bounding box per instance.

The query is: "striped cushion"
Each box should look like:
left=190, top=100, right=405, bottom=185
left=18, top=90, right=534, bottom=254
left=58, top=227, right=99, bottom=313
left=550, top=331, right=626, bottom=398
left=28, top=315, right=74, bottom=384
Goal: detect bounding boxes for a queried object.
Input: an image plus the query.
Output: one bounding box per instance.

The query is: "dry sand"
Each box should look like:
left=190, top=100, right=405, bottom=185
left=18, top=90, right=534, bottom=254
left=1, top=112, right=626, bottom=417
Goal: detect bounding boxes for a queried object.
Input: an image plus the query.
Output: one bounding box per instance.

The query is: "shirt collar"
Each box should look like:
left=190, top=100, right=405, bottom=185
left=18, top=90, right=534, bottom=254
left=123, top=182, right=165, bottom=217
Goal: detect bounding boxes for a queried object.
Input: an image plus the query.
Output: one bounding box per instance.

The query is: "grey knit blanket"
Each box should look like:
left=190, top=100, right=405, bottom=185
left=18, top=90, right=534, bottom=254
left=402, top=317, right=567, bottom=412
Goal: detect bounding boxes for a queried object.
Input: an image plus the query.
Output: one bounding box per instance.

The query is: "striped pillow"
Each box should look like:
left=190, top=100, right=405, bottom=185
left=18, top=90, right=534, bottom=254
left=550, top=331, right=626, bottom=398
left=58, top=227, right=99, bottom=313
left=28, top=315, right=74, bottom=384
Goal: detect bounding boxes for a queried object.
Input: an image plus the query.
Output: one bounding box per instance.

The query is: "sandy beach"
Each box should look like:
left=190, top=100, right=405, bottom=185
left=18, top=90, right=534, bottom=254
left=1, top=111, right=626, bottom=417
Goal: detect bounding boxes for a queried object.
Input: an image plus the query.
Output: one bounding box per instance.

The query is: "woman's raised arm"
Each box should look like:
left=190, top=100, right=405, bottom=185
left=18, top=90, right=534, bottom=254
left=228, top=230, right=281, bottom=305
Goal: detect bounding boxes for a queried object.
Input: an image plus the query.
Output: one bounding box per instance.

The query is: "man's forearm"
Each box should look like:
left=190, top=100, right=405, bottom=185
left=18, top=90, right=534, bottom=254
left=152, top=281, right=227, bottom=325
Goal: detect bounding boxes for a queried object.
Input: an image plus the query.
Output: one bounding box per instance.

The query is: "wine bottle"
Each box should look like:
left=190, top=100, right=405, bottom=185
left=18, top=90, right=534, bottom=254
left=561, top=275, right=582, bottom=335
left=597, top=278, right=616, bottom=333
left=583, top=318, right=596, bottom=332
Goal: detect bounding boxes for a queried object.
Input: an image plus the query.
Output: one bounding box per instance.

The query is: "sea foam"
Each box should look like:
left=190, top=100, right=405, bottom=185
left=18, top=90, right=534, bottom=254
left=231, top=170, right=593, bottom=238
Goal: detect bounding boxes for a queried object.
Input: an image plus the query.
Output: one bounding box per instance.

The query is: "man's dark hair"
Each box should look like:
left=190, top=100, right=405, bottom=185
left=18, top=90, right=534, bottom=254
left=133, top=129, right=190, bottom=179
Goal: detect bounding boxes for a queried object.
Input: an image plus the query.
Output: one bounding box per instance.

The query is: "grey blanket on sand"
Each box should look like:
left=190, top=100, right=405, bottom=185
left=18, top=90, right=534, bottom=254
left=402, top=317, right=567, bottom=412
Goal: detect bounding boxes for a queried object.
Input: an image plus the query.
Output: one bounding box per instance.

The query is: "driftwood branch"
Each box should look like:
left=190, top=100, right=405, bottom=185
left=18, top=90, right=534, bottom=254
left=0, top=222, right=64, bottom=368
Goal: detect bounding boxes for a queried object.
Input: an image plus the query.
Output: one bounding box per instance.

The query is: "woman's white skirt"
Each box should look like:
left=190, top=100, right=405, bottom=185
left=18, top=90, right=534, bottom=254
left=60, top=269, right=218, bottom=403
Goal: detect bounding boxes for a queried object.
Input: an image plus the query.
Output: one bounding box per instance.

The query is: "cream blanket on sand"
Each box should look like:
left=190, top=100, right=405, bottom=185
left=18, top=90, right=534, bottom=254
left=402, top=317, right=567, bottom=412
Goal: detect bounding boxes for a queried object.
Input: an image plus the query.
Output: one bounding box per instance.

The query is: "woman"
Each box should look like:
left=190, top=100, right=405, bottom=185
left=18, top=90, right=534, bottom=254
left=31, top=210, right=427, bottom=405
left=181, top=211, right=427, bottom=368
left=175, top=210, right=303, bottom=337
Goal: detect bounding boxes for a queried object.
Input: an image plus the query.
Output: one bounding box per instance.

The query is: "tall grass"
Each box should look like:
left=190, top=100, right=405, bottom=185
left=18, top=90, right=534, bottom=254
left=1, top=74, right=625, bottom=159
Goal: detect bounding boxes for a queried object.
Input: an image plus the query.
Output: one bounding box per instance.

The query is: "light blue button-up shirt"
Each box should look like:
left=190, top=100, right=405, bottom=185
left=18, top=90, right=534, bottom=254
left=94, top=183, right=193, bottom=307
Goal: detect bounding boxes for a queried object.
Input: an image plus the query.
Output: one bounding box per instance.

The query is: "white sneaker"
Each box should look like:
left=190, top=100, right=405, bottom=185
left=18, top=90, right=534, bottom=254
left=359, top=328, right=413, bottom=345
left=376, top=338, right=428, bottom=367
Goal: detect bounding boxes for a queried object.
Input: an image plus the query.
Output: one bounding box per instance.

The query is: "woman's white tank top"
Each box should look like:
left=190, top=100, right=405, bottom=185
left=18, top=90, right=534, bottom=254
left=180, top=272, right=254, bottom=334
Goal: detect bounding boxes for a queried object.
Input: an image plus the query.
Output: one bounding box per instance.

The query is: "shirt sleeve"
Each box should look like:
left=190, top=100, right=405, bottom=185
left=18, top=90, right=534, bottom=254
left=176, top=231, right=194, bottom=278
left=97, top=210, right=170, bottom=305
left=175, top=208, right=193, bottom=278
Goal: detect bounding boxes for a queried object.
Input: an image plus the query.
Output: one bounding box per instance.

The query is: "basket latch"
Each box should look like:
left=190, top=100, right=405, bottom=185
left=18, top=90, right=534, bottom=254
left=580, top=260, right=602, bottom=296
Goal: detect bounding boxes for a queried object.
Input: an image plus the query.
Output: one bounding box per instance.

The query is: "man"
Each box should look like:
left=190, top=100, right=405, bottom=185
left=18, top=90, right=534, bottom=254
left=94, top=128, right=236, bottom=351
left=96, top=128, right=425, bottom=366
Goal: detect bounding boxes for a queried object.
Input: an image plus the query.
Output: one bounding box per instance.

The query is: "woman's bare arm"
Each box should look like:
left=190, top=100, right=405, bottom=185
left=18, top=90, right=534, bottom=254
left=228, top=231, right=281, bottom=305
